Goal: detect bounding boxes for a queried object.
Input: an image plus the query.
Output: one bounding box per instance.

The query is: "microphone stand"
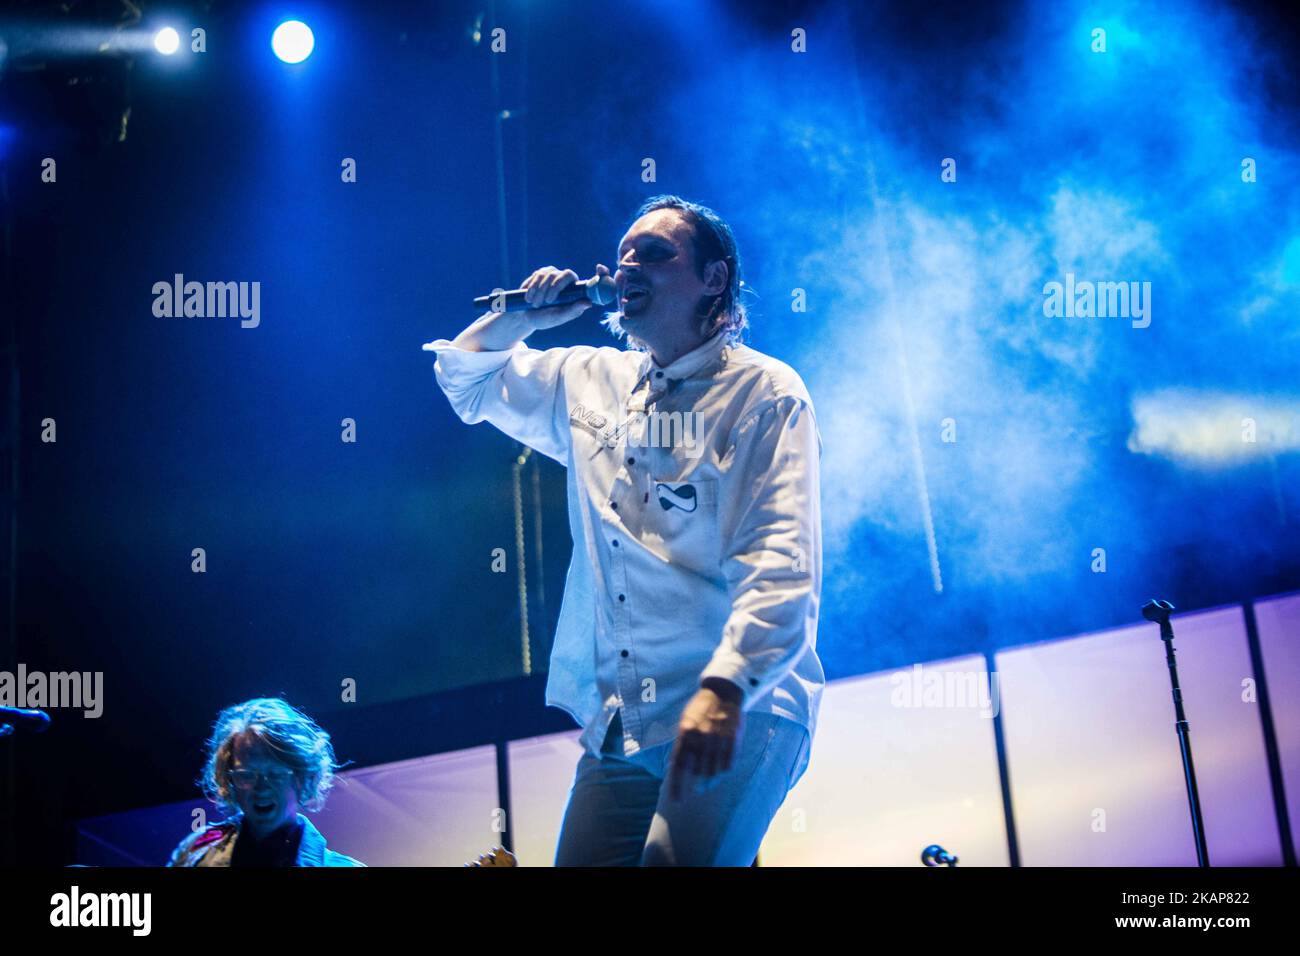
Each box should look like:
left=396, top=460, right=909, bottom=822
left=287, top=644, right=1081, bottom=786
left=1142, top=599, right=1210, bottom=866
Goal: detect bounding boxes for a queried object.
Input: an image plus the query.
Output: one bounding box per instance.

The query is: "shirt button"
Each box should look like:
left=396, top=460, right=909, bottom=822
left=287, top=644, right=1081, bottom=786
left=612, top=540, right=619, bottom=547
left=621, top=650, right=629, bottom=657
left=749, top=678, right=759, bottom=686
left=627, top=457, right=635, bottom=466
left=610, top=501, right=618, bottom=511
left=618, top=594, right=625, bottom=602
left=655, top=371, right=664, bottom=379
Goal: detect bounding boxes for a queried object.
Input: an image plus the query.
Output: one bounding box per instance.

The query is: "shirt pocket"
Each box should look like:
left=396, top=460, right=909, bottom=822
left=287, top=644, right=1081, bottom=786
left=640, top=475, right=720, bottom=574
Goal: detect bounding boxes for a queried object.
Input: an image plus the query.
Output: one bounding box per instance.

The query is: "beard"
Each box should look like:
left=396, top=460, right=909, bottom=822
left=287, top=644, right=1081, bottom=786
left=600, top=294, right=725, bottom=352
left=599, top=308, right=652, bottom=351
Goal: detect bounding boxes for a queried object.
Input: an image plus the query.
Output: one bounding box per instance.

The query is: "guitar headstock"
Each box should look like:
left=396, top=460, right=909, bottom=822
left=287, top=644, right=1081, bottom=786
left=465, top=845, right=518, bottom=867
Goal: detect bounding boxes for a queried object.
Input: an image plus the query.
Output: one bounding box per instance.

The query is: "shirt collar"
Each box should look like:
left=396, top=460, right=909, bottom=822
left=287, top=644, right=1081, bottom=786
left=295, top=815, right=327, bottom=866
left=636, top=331, right=729, bottom=388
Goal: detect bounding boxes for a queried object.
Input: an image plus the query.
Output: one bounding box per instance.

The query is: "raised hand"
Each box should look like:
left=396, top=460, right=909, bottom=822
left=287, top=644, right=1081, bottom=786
left=522, top=264, right=611, bottom=330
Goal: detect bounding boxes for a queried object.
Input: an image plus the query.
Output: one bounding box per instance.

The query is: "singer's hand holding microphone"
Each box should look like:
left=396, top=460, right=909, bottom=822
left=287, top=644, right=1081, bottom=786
left=477, top=263, right=615, bottom=330
left=425, top=263, right=616, bottom=355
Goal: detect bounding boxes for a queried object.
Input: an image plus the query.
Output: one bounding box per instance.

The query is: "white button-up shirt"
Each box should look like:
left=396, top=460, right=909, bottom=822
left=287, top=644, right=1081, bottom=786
left=427, top=328, right=824, bottom=759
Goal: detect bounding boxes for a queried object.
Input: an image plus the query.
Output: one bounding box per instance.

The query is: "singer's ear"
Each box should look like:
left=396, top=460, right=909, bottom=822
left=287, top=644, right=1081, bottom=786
left=702, top=258, right=728, bottom=295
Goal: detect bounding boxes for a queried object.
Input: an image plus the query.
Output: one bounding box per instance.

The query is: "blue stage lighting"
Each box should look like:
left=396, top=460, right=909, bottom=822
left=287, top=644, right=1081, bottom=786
left=272, top=20, right=315, bottom=64
left=1283, top=236, right=1300, bottom=287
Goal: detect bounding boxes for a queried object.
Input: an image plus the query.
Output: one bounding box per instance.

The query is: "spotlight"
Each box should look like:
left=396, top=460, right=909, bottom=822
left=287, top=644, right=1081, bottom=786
left=1128, top=390, right=1300, bottom=464
left=272, top=20, right=314, bottom=64
left=154, top=27, right=181, bottom=56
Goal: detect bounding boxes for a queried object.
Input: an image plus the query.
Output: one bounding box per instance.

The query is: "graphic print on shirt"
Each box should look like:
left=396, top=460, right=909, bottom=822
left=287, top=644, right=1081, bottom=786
left=655, top=481, right=698, bottom=512
left=632, top=476, right=720, bottom=578
left=569, top=403, right=626, bottom=450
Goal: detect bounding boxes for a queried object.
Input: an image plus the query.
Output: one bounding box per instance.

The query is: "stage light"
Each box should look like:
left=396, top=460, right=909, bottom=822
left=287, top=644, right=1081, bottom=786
left=1128, top=390, right=1300, bottom=465
left=272, top=20, right=314, bottom=64
left=153, top=27, right=181, bottom=56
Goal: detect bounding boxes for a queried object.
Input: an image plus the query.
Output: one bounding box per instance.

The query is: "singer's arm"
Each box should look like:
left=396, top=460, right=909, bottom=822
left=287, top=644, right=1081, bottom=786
left=426, top=266, right=611, bottom=464
left=450, top=264, right=610, bottom=352
left=449, top=308, right=540, bottom=353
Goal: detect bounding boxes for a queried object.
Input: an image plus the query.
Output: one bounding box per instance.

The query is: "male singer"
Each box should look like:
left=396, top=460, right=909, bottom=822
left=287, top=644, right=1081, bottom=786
left=425, top=195, right=824, bottom=866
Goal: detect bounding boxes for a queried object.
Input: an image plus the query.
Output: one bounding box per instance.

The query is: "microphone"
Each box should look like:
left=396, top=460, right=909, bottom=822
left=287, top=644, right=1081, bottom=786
left=472, top=274, right=616, bottom=313
left=1142, top=598, right=1176, bottom=641
left=0, top=706, right=52, bottom=736
left=1141, top=598, right=1175, bottom=624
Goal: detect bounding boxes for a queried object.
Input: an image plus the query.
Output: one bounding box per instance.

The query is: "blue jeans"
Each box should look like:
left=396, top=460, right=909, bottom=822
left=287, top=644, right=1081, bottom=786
left=554, top=708, right=810, bottom=866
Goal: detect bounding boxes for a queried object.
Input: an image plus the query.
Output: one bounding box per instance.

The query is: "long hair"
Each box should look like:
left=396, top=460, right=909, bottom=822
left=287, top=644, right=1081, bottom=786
left=199, top=697, right=341, bottom=815
left=602, top=194, right=750, bottom=349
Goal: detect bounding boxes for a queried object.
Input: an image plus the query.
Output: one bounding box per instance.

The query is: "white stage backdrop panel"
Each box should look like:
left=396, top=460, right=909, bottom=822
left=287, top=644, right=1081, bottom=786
left=760, top=655, right=1010, bottom=866
left=310, top=744, right=500, bottom=866
left=1254, top=591, right=1300, bottom=860
left=506, top=729, right=585, bottom=867
left=997, top=605, right=1281, bottom=866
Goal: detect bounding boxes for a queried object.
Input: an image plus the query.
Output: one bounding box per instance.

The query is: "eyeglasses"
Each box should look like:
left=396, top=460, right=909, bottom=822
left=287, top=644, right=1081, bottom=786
left=227, top=767, right=296, bottom=789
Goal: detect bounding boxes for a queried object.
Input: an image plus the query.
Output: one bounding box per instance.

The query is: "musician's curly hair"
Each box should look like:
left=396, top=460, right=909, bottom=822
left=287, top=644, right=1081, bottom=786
left=199, top=697, right=341, bottom=815
left=603, top=194, right=750, bottom=348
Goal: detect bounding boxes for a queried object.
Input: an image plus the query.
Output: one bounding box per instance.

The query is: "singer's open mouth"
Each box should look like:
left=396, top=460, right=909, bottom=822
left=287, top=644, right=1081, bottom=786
left=622, top=287, right=649, bottom=309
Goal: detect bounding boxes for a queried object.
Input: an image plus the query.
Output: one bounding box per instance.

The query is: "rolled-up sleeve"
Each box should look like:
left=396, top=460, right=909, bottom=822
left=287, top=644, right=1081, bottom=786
left=700, top=395, right=822, bottom=709
left=427, top=339, right=581, bottom=465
